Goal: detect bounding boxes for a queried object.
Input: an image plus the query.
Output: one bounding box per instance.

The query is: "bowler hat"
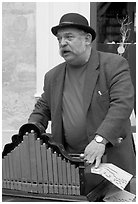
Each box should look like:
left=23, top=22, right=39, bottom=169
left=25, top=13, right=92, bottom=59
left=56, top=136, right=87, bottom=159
left=51, top=13, right=96, bottom=41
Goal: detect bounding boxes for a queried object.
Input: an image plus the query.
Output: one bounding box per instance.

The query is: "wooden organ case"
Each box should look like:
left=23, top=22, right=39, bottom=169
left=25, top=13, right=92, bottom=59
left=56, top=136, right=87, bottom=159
left=2, top=125, right=110, bottom=202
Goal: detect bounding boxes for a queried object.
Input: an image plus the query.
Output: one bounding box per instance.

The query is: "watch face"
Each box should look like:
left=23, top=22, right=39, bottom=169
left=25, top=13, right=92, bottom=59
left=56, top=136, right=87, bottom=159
left=96, top=136, right=103, bottom=142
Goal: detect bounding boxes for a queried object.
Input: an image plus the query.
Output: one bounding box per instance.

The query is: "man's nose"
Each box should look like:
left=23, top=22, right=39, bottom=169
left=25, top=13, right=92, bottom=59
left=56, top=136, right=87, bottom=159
left=60, top=38, right=67, bottom=47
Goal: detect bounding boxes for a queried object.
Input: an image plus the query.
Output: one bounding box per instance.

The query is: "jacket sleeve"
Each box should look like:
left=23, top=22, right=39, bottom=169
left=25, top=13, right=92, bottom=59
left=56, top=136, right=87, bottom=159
left=28, top=73, right=51, bottom=132
left=95, top=56, right=134, bottom=145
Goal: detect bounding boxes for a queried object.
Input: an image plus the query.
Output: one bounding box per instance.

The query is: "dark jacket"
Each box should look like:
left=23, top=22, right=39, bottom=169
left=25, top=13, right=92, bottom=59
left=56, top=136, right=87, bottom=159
left=28, top=49, right=136, bottom=175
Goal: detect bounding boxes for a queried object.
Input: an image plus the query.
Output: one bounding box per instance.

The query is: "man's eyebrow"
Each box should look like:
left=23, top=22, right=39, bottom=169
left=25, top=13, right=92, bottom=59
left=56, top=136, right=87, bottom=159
left=64, top=32, right=74, bottom=35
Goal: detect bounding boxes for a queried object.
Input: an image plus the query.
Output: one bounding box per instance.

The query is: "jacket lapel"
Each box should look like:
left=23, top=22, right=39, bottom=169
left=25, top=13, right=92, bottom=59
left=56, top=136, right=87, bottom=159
left=83, top=49, right=100, bottom=114
left=51, top=63, right=66, bottom=143
left=52, top=63, right=66, bottom=115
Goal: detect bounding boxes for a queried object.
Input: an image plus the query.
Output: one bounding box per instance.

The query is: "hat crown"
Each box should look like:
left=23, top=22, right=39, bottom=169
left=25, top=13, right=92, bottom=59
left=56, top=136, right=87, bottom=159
left=59, top=13, right=89, bottom=26
left=51, top=12, right=96, bottom=41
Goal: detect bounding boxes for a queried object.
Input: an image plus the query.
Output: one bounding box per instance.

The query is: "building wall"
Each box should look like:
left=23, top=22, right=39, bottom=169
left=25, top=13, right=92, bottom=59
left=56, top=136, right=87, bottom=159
left=2, top=2, right=36, bottom=147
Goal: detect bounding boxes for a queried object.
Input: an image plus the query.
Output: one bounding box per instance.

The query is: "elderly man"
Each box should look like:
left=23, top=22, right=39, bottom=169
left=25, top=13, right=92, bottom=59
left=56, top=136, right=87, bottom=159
left=28, top=13, right=135, bottom=182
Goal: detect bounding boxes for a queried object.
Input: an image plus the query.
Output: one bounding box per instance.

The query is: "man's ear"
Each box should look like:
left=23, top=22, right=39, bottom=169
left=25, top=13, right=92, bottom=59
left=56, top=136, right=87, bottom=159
left=85, top=33, right=92, bottom=44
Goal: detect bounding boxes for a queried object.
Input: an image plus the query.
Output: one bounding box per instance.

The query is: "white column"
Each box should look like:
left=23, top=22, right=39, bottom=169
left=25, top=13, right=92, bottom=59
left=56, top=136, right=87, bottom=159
left=35, top=2, right=90, bottom=97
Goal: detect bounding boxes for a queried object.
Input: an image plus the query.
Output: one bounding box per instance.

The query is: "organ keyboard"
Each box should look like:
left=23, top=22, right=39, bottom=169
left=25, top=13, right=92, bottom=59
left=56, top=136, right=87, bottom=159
left=2, top=124, right=111, bottom=202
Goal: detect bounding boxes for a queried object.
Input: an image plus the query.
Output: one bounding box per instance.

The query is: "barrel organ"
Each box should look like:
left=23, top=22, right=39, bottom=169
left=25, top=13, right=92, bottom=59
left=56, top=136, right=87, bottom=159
left=2, top=128, right=110, bottom=201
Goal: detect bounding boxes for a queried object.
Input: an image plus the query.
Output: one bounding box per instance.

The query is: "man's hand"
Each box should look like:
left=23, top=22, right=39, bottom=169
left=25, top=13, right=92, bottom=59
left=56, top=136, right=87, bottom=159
left=84, top=139, right=106, bottom=168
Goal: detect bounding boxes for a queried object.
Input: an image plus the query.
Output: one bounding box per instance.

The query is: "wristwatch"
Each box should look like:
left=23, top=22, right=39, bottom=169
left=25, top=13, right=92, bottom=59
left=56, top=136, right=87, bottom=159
left=94, top=135, right=107, bottom=145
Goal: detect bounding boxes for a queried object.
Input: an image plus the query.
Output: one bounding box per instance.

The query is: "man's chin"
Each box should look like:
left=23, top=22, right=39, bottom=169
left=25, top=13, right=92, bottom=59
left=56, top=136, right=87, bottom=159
left=63, top=56, right=73, bottom=63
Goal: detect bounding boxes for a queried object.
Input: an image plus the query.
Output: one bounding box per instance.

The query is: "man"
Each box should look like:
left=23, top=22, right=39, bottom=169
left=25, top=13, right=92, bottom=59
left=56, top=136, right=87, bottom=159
left=27, top=13, right=135, bottom=178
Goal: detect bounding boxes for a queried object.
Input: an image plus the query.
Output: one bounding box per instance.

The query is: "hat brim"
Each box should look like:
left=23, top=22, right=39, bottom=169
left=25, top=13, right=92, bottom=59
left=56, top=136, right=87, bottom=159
left=51, top=23, right=96, bottom=41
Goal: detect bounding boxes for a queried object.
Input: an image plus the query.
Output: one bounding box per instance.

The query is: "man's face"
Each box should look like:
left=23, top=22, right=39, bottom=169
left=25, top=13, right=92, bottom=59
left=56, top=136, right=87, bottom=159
left=56, top=28, right=89, bottom=65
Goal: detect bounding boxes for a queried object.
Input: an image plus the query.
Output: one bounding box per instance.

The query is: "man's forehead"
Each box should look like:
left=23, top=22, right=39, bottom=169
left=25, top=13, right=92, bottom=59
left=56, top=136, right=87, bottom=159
left=57, top=27, right=82, bottom=36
